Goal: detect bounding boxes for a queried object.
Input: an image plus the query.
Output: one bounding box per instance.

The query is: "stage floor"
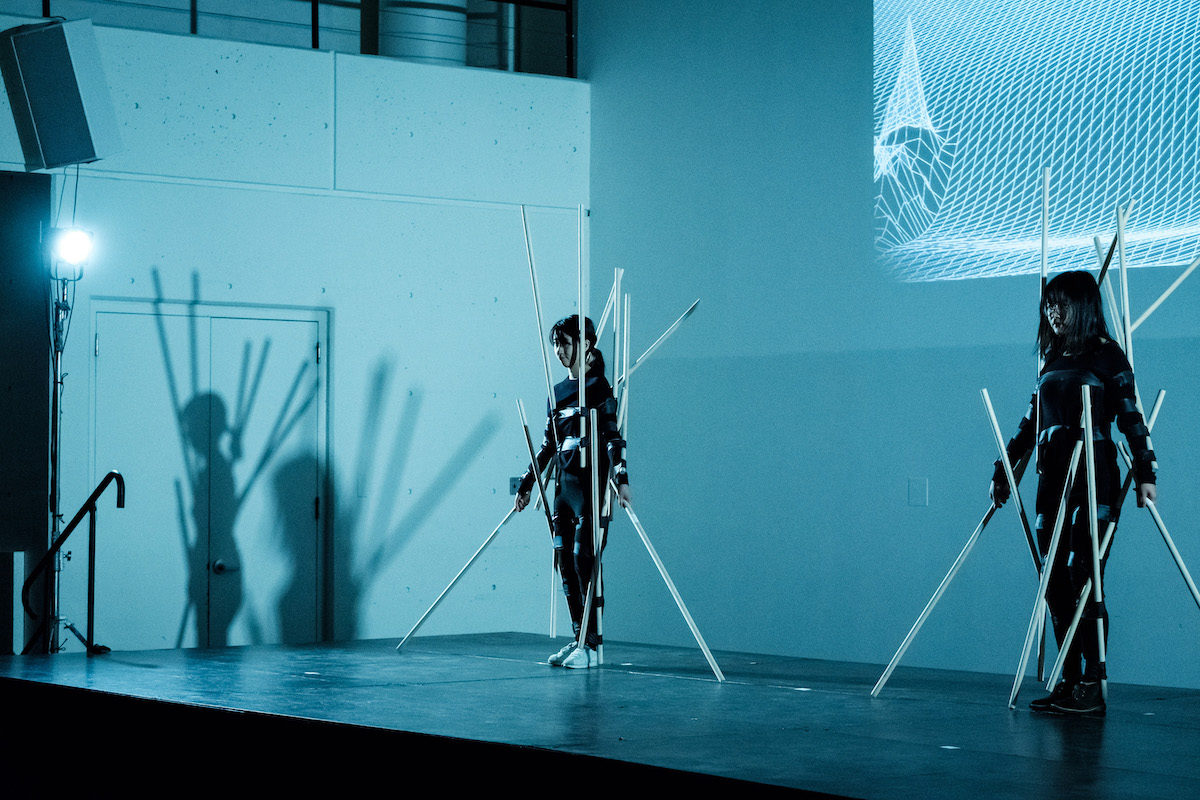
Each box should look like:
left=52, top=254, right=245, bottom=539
left=1, top=632, right=1198, bottom=798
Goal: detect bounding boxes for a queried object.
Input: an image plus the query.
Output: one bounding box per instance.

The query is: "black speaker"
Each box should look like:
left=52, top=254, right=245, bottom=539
left=0, top=19, right=122, bottom=171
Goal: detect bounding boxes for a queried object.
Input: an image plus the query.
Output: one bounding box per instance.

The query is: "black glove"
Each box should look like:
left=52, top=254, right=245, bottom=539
left=990, top=460, right=1011, bottom=506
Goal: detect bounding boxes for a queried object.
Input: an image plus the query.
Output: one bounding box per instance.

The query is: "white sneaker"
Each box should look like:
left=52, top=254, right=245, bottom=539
left=562, top=645, right=596, bottom=670
left=547, top=641, right=577, bottom=666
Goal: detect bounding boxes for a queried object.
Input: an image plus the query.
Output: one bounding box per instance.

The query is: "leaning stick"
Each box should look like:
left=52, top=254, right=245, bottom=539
left=1009, top=439, right=1082, bottom=708
left=520, top=205, right=564, bottom=637
left=981, top=389, right=1040, bottom=570
left=617, top=481, right=725, bottom=682
left=520, top=205, right=561, bottom=454
left=395, top=507, right=518, bottom=651
left=1144, top=500, right=1200, bottom=610
left=1117, top=207, right=1134, bottom=366
left=1045, top=470, right=1123, bottom=690
left=1045, top=388, right=1165, bottom=689
left=611, top=269, right=623, bottom=397
left=1094, top=231, right=1118, bottom=288
left=1092, top=235, right=1126, bottom=346
left=869, top=448, right=1029, bottom=697
left=575, top=413, right=606, bottom=661
left=1096, top=196, right=1134, bottom=288
left=1037, top=168, right=1050, bottom=676
left=1040, top=168, right=1049, bottom=288
left=584, top=410, right=605, bottom=661
left=1035, top=169, right=1050, bottom=485
left=620, top=299, right=700, bottom=384
left=1081, top=386, right=1109, bottom=698
left=1131, top=253, right=1200, bottom=333
left=618, top=294, right=631, bottom=436
left=518, top=400, right=555, bottom=538
left=871, top=506, right=996, bottom=697
left=1116, top=399, right=1200, bottom=610
left=596, top=279, right=617, bottom=340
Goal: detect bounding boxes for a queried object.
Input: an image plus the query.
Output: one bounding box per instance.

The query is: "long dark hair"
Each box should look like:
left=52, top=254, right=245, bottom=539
left=550, top=314, right=606, bottom=375
left=1038, top=270, right=1112, bottom=357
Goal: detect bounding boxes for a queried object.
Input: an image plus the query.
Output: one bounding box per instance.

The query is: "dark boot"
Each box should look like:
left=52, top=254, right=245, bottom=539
left=1029, top=681, right=1075, bottom=711
left=1051, top=680, right=1106, bottom=716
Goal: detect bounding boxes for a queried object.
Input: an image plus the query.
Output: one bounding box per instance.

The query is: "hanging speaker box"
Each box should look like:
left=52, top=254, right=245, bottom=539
left=0, top=19, right=122, bottom=171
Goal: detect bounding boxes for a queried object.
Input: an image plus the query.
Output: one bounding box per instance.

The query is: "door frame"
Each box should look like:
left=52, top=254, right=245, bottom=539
left=89, top=296, right=331, bottom=645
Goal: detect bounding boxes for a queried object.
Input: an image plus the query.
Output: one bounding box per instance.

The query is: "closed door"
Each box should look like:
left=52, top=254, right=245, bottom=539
left=88, top=304, right=324, bottom=650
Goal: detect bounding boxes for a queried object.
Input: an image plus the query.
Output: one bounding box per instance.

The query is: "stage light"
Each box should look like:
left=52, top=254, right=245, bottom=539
left=51, top=227, right=93, bottom=266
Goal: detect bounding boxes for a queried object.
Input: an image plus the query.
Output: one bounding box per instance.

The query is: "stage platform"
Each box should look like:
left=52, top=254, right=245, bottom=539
left=1, top=632, right=1198, bottom=797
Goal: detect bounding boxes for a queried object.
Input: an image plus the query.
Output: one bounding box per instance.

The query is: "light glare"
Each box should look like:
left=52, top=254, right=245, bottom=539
left=53, top=228, right=93, bottom=266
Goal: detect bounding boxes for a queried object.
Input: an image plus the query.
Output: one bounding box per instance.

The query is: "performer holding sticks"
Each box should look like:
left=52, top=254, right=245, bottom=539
left=990, top=270, right=1157, bottom=715
left=515, top=315, right=631, bottom=669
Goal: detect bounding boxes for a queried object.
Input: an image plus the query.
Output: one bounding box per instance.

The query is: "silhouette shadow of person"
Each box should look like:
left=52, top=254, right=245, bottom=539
left=271, top=452, right=320, bottom=643
left=182, top=392, right=243, bottom=647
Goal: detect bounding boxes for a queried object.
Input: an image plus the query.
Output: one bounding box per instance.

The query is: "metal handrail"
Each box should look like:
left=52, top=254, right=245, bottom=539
left=21, top=471, right=125, bottom=655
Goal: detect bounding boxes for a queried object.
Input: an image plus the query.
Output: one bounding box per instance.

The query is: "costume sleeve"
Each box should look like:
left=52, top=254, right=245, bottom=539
left=1105, top=350, right=1157, bottom=485
left=598, top=394, right=628, bottom=485
left=993, top=391, right=1037, bottom=485
left=591, top=376, right=628, bottom=485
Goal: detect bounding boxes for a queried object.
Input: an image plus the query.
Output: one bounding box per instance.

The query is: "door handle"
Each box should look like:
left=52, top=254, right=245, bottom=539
left=211, top=559, right=240, bottom=575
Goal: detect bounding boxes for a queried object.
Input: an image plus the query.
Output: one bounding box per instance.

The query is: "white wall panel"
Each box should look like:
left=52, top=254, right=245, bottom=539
left=92, top=26, right=335, bottom=187
left=333, top=52, right=588, bottom=205
left=0, top=11, right=589, bottom=650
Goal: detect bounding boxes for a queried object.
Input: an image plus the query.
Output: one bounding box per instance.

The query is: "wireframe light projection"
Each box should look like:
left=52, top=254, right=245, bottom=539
left=874, top=0, right=1200, bottom=281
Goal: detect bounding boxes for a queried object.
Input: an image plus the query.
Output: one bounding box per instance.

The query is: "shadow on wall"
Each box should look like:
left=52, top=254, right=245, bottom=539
left=270, top=451, right=322, bottom=644
left=318, top=361, right=502, bottom=641
left=152, top=269, right=318, bottom=648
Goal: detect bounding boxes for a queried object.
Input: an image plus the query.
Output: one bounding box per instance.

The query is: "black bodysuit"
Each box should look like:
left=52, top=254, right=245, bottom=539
left=520, top=367, right=628, bottom=649
left=999, top=338, right=1156, bottom=682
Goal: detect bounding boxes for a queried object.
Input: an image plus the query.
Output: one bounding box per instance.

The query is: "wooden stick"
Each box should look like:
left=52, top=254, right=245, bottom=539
left=620, top=299, right=700, bottom=384
left=520, top=205, right=560, bottom=453
left=395, top=507, right=518, bottom=651
left=981, top=389, right=1041, bottom=570
left=1093, top=235, right=1126, bottom=346
left=1036, top=169, right=1049, bottom=485
left=1081, top=386, right=1108, bottom=698
left=521, top=204, right=564, bottom=638
left=617, top=481, right=725, bottom=682
left=871, top=505, right=997, bottom=697
left=611, top=269, right=622, bottom=392
left=517, top=400, right=555, bottom=538
left=573, top=413, right=605, bottom=661
left=1117, top=207, right=1133, bottom=367
left=619, top=294, right=631, bottom=435
left=1040, top=168, right=1049, bottom=287
left=1009, top=439, right=1082, bottom=708
left=1144, top=499, right=1200, bottom=610
left=587, top=409, right=604, bottom=661
left=1095, top=197, right=1135, bottom=288
left=596, top=279, right=617, bottom=340
left=1045, top=388, right=1165, bottom=689
left=1131, top=253, right=1200, bottom=333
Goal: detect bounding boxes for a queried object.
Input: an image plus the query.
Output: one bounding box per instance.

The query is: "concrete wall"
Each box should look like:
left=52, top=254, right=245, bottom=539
left=0, top=12, right=589, bottom=648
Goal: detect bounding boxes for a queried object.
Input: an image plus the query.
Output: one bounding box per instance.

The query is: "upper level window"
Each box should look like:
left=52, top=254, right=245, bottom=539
left=27, top=0, right=576, bottom=77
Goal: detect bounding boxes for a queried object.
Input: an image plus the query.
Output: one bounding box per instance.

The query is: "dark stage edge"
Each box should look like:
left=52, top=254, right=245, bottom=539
left=1, top=634, right=1198, bottom=798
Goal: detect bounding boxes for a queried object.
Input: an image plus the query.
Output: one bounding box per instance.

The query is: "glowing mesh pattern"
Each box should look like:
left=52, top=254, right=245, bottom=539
left=875, top=0, right=1200, bottom=281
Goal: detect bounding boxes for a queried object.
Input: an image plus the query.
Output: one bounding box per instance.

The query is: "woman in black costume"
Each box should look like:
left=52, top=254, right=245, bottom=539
left=515, top=315, right=631, bottom=669
left=991, top=270, right=1156, bottom=715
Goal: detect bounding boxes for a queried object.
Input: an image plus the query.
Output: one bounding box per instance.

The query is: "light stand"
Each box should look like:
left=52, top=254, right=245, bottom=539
left=42, top=226, right=90, bottom=654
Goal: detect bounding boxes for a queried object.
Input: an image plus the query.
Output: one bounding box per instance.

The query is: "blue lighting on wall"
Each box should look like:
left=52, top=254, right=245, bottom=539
left=875, top=0, right=1200, bottom=281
